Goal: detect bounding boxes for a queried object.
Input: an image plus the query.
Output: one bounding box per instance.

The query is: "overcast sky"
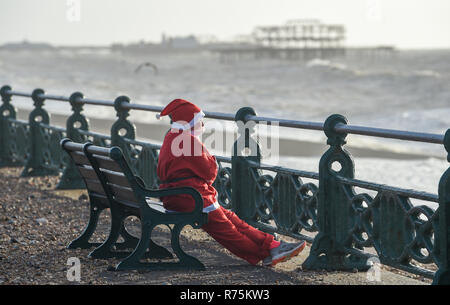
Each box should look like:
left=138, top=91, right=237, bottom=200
left=1, top=0, right=450, bottom=49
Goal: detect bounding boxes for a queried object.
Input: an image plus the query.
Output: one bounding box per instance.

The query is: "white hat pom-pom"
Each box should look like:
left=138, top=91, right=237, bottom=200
left=156, top=113, right=161, bottom=120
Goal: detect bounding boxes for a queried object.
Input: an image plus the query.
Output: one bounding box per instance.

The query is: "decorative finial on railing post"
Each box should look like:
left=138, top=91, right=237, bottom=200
left=323, top=114, right=348, bottom=147
left=57, top=92, right=89, bottom=189
left=303, top=113, right=370, bottom=272
left=113, top=95, right=131, bottom=119
left=31, top=88, right=46, bottom=111
left=21, top=88, right=54, bottom=176
left=0, top=85, right=17, bottom=166
left=433, top=128, right=450, bottom=285
left=0, top=85, right=13, bottom=105
left=231, top=107, right=261, bottom=221
left=66, top=92, right=88, bottom=142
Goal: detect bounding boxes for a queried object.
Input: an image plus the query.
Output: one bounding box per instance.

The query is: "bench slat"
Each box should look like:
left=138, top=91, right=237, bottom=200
left=84, top=178, right=106, bottom=196
left=70, top=151, right=90, bottom=166
left=108, top=183, right=140, bottom=206
left=88, top=192, right=111, bottom=209
left=77, top=165, right=97, bottom=180
left=78, top=165, right=131, bottom=190
left=92, top=154, right=123, bottom=172
left=89, top=192, right=109, bottom=206
left=101, top=170, right=131, bottom=189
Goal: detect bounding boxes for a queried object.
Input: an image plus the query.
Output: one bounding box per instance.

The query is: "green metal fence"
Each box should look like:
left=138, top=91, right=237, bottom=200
left=1, top=84, right=449, bottom=284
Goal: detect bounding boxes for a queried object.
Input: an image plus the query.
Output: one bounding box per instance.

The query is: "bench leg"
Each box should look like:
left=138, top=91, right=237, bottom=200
left=113, top=226, right=139, bottom=250
left=170, top=223, right=205, bottom=270
left=115, top=222, right=204, bottom=272
left=81, top=212, right=172, bottom=260
left=148, top=239, right=173, bottom=259
left=101, top=219, right=172, bottom=259
left=88, top=213, right=123, bottom=259
left=67, top=206, right=138, bottom=252
left=115, top=221, right=154, bottom=270
left=67, top=204, right=103, bottom=249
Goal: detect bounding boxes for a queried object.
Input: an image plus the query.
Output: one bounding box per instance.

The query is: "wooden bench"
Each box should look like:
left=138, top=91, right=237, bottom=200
left=61, top=138, right=208, bottom=271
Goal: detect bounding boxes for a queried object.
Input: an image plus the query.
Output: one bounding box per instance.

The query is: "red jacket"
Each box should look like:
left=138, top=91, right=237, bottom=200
left=157, top=130, right=218, bottom=213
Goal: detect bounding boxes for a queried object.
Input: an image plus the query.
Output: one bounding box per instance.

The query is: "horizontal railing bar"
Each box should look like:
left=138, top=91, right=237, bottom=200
left=77, top=97, right=115, bottom=107
left=247, top=159, right=320, bottom=180
left=216, top=156, right=232, bottom=163
left=123, top=137, right=161, bottom=149
left=8, top=90, right=70, bottom=102
left=6, top=89, right=445, bottom=145
left=77, top=129, right=111, bottom=139
left=6, top=118, right=28, bottom=124
left=334, top=123, right=445, bottom=145
left=203, top=110, right=236, bottom=121
left=38, top=94, right=70, bottom=102
left=245, top=114, right=444, bottom=145
left=6, top=90, right=32, bottom=98
left=336, top=175, right=439, bottom=203
left=120, top=102, right=163, bottom=112
left=120, top=102, right=236, bottom=121
left=39, top=123, right=66, bottom=132
left=7, top=90, right=116, bottom=106
left=245, top=114, right=324, bottom=130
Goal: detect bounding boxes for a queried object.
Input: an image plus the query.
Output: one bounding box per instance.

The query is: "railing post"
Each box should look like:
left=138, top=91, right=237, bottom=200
left=231, top=107, right=261, bottom=222
left=21, top=88, right=58, bottom=176
left=0, top=85, right=18, bottom=166
left=111, top=95, right=136, bottom=162
left=303, top=114, right=370, bottom=271
left=433, top=129, right=450, bottom=285
left=57, top=92, right=88, bottom=189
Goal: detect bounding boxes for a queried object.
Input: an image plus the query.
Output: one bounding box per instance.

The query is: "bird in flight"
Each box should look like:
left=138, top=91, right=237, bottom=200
left=134, top=62, right=158, bottom=75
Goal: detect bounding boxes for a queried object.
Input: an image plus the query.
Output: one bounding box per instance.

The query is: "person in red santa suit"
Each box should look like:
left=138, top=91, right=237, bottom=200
left=156, top=98, right=306, bottom=267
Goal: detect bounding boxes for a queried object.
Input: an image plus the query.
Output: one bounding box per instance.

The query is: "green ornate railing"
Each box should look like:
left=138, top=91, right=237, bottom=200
left=1, top=84, right=449, bottom=284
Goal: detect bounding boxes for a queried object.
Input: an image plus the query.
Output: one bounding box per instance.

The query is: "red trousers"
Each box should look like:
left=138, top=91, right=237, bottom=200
left=201, top=206, right=274, bottom=265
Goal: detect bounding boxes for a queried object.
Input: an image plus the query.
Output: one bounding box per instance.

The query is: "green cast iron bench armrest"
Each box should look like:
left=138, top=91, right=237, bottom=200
left=134, top=175, right=204, bottom=215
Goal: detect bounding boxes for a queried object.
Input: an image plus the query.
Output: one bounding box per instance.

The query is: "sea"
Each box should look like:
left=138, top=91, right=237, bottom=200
left=0, top=47, right=449, bottom=205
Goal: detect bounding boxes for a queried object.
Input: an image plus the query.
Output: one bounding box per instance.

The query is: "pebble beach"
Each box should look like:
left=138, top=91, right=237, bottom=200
left=0, top=167, right=433, bottom=285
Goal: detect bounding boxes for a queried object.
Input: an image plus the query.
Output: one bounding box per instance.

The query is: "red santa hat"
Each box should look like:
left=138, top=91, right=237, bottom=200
left=156, top=98, right=205, bottom=130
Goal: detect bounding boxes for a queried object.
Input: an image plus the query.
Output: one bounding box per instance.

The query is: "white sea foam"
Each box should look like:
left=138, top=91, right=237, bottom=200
left=306, top=58, right=353, bottom=73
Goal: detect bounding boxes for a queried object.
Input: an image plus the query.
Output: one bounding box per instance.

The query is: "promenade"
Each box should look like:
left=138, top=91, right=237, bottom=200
left=0, top=167, right=428, bottom=285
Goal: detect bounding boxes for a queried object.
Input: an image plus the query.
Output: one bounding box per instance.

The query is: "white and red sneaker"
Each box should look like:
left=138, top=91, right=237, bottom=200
left=263, top=240, right=306, bottom=267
